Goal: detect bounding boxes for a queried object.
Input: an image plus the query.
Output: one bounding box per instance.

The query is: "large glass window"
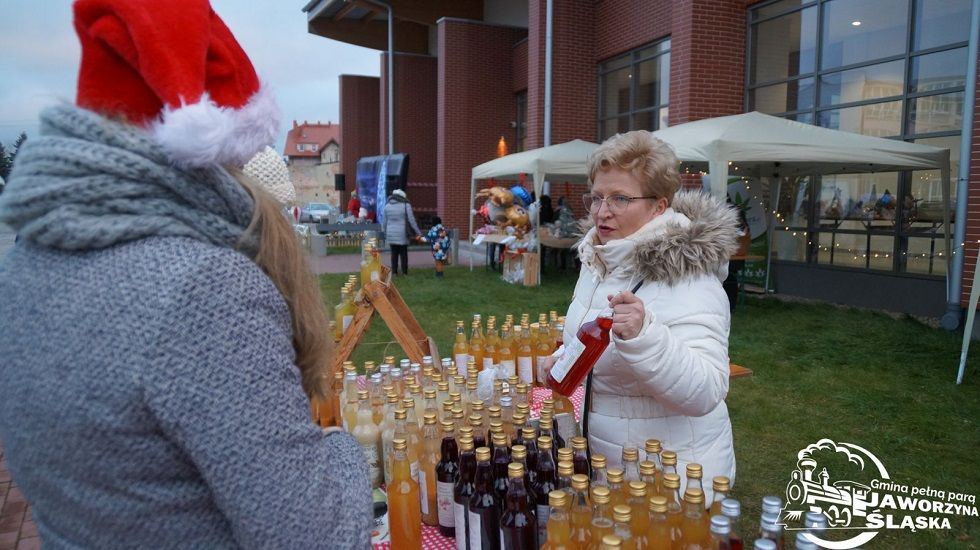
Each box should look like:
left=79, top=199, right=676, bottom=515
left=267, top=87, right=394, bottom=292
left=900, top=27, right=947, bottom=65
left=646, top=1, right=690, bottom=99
left=748, top=0, right=969, bottom=276
left=598, top=39, right=670, bottom=140
left=515, top=91, right=527, bottom=153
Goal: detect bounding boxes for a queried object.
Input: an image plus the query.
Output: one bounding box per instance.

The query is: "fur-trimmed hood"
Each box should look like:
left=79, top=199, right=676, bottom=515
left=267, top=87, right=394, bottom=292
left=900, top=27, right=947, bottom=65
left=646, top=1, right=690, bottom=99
left=577, top=190, right=741, bottom=286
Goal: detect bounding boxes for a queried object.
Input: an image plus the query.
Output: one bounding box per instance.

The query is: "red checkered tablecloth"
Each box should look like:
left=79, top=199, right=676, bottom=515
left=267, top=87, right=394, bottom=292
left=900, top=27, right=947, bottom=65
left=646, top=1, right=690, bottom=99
left=369, top=386, right=585, bottom=549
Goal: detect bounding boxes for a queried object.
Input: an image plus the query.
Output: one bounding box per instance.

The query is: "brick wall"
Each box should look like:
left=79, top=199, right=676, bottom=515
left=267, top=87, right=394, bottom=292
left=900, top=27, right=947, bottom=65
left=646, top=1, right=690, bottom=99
left=380, top=53, right=438, bottom=184
left=437, top=19, right=527, bottom=237
left=339, top=75, right=381, bottom=207
left=513, top=38, right=528, bottom=92
left=550, top=0, right=597, bottom=144
left=594, top=0, right=673, bottom=61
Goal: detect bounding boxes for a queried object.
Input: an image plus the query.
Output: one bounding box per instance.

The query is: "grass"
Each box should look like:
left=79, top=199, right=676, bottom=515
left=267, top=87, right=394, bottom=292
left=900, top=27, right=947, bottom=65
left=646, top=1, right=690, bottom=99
left=319, top=265, right=980, bottom=549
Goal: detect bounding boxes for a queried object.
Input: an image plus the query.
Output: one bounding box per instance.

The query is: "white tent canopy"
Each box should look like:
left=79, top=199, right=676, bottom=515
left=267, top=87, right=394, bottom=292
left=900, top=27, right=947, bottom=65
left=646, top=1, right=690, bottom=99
left=469, top=139, right=598, bottom=240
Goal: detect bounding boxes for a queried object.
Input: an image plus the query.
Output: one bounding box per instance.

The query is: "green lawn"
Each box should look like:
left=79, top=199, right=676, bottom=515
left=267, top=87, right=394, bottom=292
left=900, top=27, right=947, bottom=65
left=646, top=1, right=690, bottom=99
left=319, top=265, right=980, bottom=549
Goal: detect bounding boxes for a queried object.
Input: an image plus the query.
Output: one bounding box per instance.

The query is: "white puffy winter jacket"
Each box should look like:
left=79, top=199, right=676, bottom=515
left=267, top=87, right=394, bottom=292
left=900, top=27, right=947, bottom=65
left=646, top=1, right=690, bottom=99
left=563, top=190, right=739, bottom=503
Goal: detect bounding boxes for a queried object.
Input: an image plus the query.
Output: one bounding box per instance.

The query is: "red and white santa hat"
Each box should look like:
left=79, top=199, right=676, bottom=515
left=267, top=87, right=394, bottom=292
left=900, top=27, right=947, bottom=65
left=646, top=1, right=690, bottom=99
left=73, top=0, right=279, bottom=168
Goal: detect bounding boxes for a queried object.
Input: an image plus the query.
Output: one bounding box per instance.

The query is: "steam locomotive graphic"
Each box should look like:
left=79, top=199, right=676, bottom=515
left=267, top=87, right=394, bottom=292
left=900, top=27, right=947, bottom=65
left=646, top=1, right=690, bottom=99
left=783, top=457, right=874, bottom=527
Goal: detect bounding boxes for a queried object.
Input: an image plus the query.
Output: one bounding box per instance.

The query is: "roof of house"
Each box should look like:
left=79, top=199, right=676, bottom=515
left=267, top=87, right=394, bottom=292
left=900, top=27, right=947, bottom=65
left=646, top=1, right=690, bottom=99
left=284, top=120, right=341, bottom=158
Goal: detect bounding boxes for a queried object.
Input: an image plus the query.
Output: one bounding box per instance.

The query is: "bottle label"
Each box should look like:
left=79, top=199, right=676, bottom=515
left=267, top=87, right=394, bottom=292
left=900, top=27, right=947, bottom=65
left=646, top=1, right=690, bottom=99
left=536, top=504, right=551, bottom=544
left=410, top=461, right=420, bottom=483
left=342, top=314, right=354, bottom=332
left=360, top=443, right=381, bottom=486
left=518, top=356, right=533, bottom=384
left=455, top=353, right=469, bottom=372
left=437, top=482, right=455, bottom=528
left=482, top=356, right=494, bottom=370
left=550, top=337, right=586, bottom=384
left=454, top=502, right=468, bottom=550
left=555, top=412, right=577, bottom=445
left=468, top=511, right=482, bottom=550
left=419, top=469, right=428, bottom=514
left=500, top=359, right=516, bottom=378
left=370, top=270, right=380, bottom=282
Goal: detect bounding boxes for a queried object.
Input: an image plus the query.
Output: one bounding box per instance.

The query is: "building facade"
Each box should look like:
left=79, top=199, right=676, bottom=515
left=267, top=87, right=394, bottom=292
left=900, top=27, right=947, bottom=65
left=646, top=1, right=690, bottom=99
left=307, top=0, right=977, bottom=321
left=284, top=120, right=342, bottom=207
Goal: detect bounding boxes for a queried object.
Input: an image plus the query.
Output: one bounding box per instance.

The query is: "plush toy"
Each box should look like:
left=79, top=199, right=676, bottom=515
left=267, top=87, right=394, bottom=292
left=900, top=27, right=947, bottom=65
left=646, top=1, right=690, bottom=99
left=476, top=185, right=532, bottom=238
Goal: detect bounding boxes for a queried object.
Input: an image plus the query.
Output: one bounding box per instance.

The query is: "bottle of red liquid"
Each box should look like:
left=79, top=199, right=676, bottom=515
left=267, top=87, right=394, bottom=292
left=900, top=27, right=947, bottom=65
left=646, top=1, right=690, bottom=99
left=547, top=307, right=614, bottom=397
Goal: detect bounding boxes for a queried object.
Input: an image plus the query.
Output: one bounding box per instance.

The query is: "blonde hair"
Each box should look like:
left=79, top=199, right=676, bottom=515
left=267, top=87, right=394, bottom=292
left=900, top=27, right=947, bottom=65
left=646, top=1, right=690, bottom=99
left=587, top=131, right=681, bottom=204
left=233, top=170, right=333, bottom=400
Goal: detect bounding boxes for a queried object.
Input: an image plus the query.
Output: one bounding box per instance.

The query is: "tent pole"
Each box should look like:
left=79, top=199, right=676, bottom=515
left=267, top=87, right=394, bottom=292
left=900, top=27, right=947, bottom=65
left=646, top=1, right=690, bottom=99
left=764, top=176, right=782, bottom=294
left=957, top=252, right=980, bottom=383
left=469, top=178, right=476, bottom=272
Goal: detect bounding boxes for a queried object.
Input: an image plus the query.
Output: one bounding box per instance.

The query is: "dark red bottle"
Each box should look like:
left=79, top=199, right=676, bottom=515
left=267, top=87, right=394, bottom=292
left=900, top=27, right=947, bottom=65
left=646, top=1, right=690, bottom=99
left=547, top=308, right=614, bottom=397
left=499, top=462, right=538, bottom=550
left=468, top=447, right=500, bottom=550
left=531, top=436, right=558, bottom=546
left=490, top=433, right=511, bottom=511
left=453, top=437, right=477, bottom=550
left=436, top=420, right=460, bottom=537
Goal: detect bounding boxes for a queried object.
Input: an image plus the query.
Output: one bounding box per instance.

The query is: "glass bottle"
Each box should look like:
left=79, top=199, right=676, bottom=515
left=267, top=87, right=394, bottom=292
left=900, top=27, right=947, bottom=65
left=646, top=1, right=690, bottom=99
left=644, top=439, right=663, bottom=467
left=393, top=408, right=420, bottom=482
left=469, top=414, right=487, bottom=450
left=329, top=370, right=344, bottom=428
left=710, top=477, right=731, bottom=518
left=761, top=496, right=782, bottom=516
left=535, top=318, right=553, bottom=385
left=515, top=383, right=530, bottom=408
left=351, top=390, right=382, bottom=489
left=469, top=447, right=500, bottom=550
left=569, top=473, right=592, bottom=549
left=452, top=406, right=466, bottom=435
left=437, top=420, right=460, bottom=538
left=454, top=320, right=470, bottom=377
left=538, top=414, right=563, bottom=463
left=333, top=285, right=352, bottom=341
left=540, top=490, right=571, bottom=550
left=557, top=448, right=574, bottom=467
left=639, top=461, right=657, bottom=497
left=660, top=451, right=678, bottom=482
left=410, top=363, right=423, bottom=389
left=484, top=317, right=499, bottom=370
left=342, top=368, right=358, bottom=431
left=646, top=496, right=672, bottom=550
left=685, top=463, right=705, bottom=495
left=408, top=387, right=424, bottom=428
left=571, top=436, right=591, bottom=477
left=390, top=366, right=404, bottom=398
left=491, top=432, right=511, bottom=509
left=662, top=473, right=683, bottom=545
left=720, top=499, right=743, bottom=550
left=500, top=462, right=538, bottom=550
left=626, top=481, right=650, bottom=543
left=794, top=532, right=819, bottom=550
left=381, top=393, right=399, bottom=485
left=522, top=427, right=539, bottom=482
left=758, top=513, right=783, bottom=550
left=607, top=468, right=627, bottom=509
left=369, top=373, right=384, bottom=426
left=498, top=325, right=517, bottom=378
left=424, top=388, right=440, bottom=424
left=590, top=486, right=616, bottom=549
left=438, top=381, right=451, bottom=412
left=680, top=489, right=708, bottom=550
left=388, top=438, right=422, bottom=550
left=517, top=322, right=534, bottom=385
left=753, top=540, right=777, bottom=550
left=557, top=460, right=574, bottom=492
left=471, top=399, right=488, bottom=427
left=469, top=319, right=485, bottom=376
left=454, top=436, right=477, bottom=550
left=532, top=435, right=559, bottom=546
left=379, top=362, right=392, bottom=389
left=710, top=515, right=732, bottom=550
left=611, top=505, right=635, bottom=550
left=547, top=306, right=614, bottom=397
left=804, top=510, right=829, bottom=538
left=420, top=413, right=441, bottom=526
left=622, top=446, right=641, bottom=483
left=500, top=396, right=514, bottom=442
left=509, top=445, right=537, bottom=503
left=402, top=398, right=420, bottom=434
left=591, top=454, right=609, bottom=489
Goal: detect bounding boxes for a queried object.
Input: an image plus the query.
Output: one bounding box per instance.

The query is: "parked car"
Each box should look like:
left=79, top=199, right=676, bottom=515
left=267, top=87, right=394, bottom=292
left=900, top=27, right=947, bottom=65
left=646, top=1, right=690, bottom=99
left=300, top=202, right=339, bottom=223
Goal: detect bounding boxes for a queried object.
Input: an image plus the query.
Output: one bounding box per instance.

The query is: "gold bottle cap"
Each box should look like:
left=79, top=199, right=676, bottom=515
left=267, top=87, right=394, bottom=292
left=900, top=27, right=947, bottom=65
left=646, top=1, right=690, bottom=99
left=508, top=462, right=525, bottom=479
left=607, top=468, right=624, bottom=483
left=423, top=366, right=434, bottom=376
left=410, top=385, right=422, bottom=395
left=639, top=461, right=656, bottom=477
left=452, top=407, right=465, bottom=419
left=549, top=490, right=569, bottom=508
left=489, top=421, right=504, bottom=432
left=357, top=390, right=368, bottom=400
left=612, top=504, right=632, bottom=523
left=508, top=375, right=519, bottom=386
left=459, top=436, right=474, bottom=451
left=394, top=408, right=407, bottom=420
left=333, top=371, right=344, bottom=381
left=661, top=450, right=677, bottom=465
left=423, top=413, right=437, bottom=425
left=475, top=447, right=491, bottom=461
left=571, top=436, right=588, bottom=450
left=343, top=360, right=355, bottom=369
left=458, top=426, right=474, bottom=438
left=386, top=394, right=400, bottom=404
left=557, top=448, right=573, bottom=462
left=438, top=381, right=449, bottom=392
left=384, top=356, right=395, bottom=364
left=538, top=416, right=553, bottom=429
left=684, top=489, right=705, bottom=505
left=442, top=401, right=454, bottom=412
left=592, top=454, right=607, bottom=469
left=449, top=391, right=462, bottom=402
left=521, top=427, right=537, bottom=440
left=494, top=379, right=504, bottom=389
left=382, top=384, right=394, bottom=394
left=466, top=380, right=478, bottom=390
left=364, top=361, right=376, bottom=370
left=511, top=445, right=527, bottom=460
left=686, top=463, right=703, bottom=479
left=393, top=438, right=407, bottom=451
left=663, top=473, right=681, bottom=489
left=628, top=480, right=647, bottom=497
left=537, top=435, right=553, bottom=450
left=516, top=383, right=528, bottom=395
left=591, top=486, right=611, bottom=504
left=512, top=413, right=526, bottom=425
left=571, top=474, right=589, bottom=491
left=453, top=376, right=465, bottom=386
left=648, top=495, right=668, bottom=513
left=542, top=398, right=555, bottom=408
left=557, top=461, right=574, bottom=476
left=456, top=319, right=464, bottom=326
left=441, top=420, right=455, bottom=433
left=424, top=388, right=436, bottom=399
left=622, top=447, right=639, bottom=462
left=402, top=399, right=415, bottom=409
left=601, top=535, right=623, bottom=549
left=492, top=432, right=508, bottom=446
left=487, top=406, right=501, bottom=418
left=713, top=476, right=731, bottom=492
left=471, top=400, right=485, bottom=411
left=516, top=403, right=530, bottom=415
left=468, top=414, right=483, bottom=427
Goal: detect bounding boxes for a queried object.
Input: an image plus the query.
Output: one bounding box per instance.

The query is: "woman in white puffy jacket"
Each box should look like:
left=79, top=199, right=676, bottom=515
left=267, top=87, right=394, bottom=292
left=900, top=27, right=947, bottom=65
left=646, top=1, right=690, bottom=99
left=547, top=130, right=740, bottom=503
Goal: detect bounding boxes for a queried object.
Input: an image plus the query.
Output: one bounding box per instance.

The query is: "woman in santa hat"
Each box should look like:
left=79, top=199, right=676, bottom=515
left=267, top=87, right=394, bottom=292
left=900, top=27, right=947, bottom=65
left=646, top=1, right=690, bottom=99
left=0, top=0, right=371, bottom=547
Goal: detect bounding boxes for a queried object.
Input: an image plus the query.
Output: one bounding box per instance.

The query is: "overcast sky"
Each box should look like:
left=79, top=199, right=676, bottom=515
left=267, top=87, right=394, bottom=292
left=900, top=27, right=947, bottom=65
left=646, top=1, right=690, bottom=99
left=0, top=1, right=381, bottom=151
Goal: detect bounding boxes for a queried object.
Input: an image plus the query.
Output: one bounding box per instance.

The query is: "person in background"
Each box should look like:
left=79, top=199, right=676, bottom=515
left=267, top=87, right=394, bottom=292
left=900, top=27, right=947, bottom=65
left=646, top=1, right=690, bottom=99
left=543, top=131, right=740, bottom=503
left=382, top=188, right=423, bottom=276
left=723, top=209, right=752, bottom=312
left=346, top=190, right=360, bottom=218
left=538, top=194, right=556, bottom=225
left=427, top=216, right=451, bottom=278
left=0, top=0, right=372, bottom=547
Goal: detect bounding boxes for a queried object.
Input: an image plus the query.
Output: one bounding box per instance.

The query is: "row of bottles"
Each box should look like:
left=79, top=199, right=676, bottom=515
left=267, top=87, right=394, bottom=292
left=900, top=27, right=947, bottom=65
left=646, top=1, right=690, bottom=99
left=329, top=240, right=383, bottom=342
left=452, top=313, right=564, bottom=385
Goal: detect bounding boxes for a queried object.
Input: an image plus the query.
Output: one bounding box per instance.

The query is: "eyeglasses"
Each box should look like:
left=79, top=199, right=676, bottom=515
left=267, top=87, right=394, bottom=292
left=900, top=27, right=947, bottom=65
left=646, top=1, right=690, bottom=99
left=582, top=193, right=659, bottom=215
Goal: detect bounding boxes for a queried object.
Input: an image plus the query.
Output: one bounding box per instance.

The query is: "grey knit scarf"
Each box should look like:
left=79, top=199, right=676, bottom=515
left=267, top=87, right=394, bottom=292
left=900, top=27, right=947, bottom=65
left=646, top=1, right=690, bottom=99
left=0, top=104, right=257, bottom=254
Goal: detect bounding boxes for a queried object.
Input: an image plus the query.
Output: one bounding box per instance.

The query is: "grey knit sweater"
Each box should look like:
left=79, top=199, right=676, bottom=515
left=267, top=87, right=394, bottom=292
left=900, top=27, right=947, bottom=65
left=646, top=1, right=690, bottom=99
left=0, top=106, right=372, bottom=548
